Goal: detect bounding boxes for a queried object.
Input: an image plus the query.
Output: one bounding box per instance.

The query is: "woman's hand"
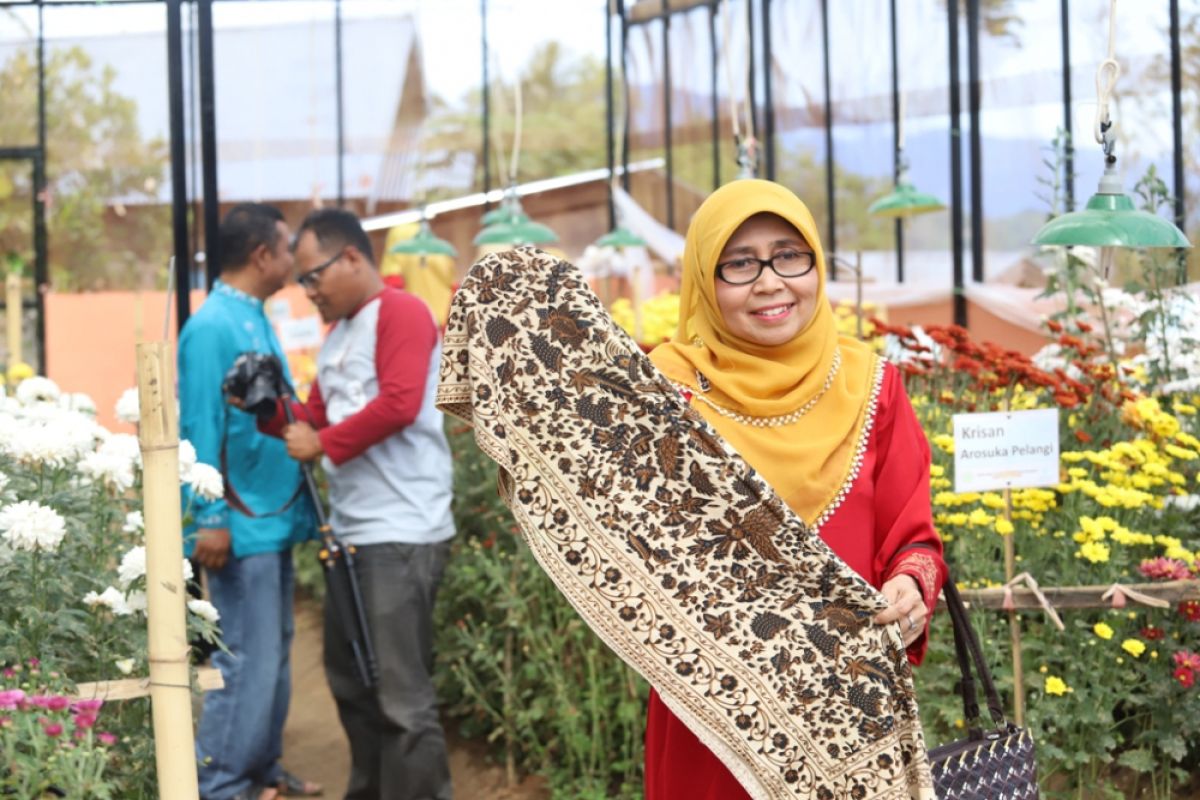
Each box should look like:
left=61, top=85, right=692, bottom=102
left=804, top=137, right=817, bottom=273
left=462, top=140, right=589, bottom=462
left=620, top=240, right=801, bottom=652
left=874, top=574, right=926, bottom=647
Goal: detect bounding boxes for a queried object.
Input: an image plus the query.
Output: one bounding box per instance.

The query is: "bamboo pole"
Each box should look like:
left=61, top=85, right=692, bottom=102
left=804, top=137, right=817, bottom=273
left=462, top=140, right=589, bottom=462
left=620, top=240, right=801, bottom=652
left=136, top=341, right=199, bottom=799
left=5, top=269, right=20, bottom=368
left=1002, top=486, right=1024, bottom=725
left=631, top=259, right=644, bottom=344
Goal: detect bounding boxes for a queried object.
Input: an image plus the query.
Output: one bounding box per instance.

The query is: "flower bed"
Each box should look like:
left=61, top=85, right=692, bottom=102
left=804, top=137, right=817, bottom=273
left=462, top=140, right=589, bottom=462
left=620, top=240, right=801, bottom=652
left=874, top=317, right=1200, bottom=797
left=0, top=377, right=222, bottom=797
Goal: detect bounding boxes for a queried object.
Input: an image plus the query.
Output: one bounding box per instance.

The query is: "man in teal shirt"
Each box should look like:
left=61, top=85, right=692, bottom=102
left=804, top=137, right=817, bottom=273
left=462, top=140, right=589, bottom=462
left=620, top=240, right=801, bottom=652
left=178, top=203, right=319, bottom=800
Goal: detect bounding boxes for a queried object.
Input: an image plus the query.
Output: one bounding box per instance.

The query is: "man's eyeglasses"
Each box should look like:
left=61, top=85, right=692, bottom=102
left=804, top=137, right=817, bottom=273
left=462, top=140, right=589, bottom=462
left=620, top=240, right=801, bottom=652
left=715, top=249, right=816, bottom=285
left=297, top=250, right=342, bottom=290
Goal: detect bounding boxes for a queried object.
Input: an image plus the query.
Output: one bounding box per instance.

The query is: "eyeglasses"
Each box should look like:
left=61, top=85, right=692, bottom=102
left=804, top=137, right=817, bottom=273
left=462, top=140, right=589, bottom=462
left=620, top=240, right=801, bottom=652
left=716, top=249, right=816, bottom=285
left=296, top=250, right=342, bottom=290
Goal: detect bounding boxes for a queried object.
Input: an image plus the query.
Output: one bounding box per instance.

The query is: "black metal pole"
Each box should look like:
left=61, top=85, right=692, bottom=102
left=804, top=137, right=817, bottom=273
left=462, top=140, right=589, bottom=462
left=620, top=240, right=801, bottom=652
left=746, top=0, right=756, bottom=148
left=709, top=1, right=719, bottom=189
left=966, top=0, right=984, bottom=285
left=197, top=0, right=220, bottom=287
left=662, top=0, right=675, bottom=230
left=167, top=0, right=191, bottom=328
left=605, top=0, right=616, bottom=229
left=33, top=3, right=46, bottom=371
left=481, top=0, right=490, bottom=197
left=889, top=0, right=904, bottom=283
left=334, top=0, right=345, bottom=207
left=820, top=0, right=837, bottom=271
left=187, top=1, right=202, bottom=268
left=619, top=1, right=631, bottom=192
left=1169, top=0, right=1186, bottom=277
left=948, top=0, right=967, bottom=327
left=1059, top=0, right=1074, bottom=212
left=761, top=0, right=775, bottom=180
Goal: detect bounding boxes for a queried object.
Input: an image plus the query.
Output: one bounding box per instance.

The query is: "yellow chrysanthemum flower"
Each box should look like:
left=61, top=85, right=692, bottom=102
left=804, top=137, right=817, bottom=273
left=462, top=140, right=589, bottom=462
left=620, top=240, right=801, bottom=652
left=1077, top=541, right=1110, bottom=563
left=994, top=517, right=1015, bottom=536
left=1044, top=676, right=1069, bottom=696
left=1121, top=639, right=1146, bottom=658
left=1094, top=622, right=1114, bottom=640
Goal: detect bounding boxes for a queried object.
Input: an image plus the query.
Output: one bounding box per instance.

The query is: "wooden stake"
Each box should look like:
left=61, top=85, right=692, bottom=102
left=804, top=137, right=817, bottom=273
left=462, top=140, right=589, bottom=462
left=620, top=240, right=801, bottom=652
left=75, top=666, right=223, bottom=703
left=631, top=259, right=644, bottom=344
left=136, top=341, right=199, bottom=799
left=5, top=269, right=21, bottom=368
left=854, top=251, right=864, bottom=340
left=1002, top=486, right=1025, bottom=725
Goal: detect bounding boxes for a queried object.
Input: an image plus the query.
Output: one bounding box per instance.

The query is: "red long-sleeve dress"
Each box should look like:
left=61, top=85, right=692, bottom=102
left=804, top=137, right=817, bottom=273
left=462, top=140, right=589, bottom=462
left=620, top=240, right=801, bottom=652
left=644, top=363, right=947, bottom=800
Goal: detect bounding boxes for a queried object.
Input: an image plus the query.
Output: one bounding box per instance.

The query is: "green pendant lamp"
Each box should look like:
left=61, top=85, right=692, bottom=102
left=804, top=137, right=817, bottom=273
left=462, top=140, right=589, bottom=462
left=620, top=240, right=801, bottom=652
left=869, top=89, right=945, bottom=219
left=1033, top=0, right=1190, bottom=250
left=594, top=226, right=646, bottom=249
left=868, top=179, right=945, bottom=218
left=473, top=194, right=559, bottom=247
left=1032, top=161, right=1191, bottom=249
left=389, top=218, right=457, bottom=259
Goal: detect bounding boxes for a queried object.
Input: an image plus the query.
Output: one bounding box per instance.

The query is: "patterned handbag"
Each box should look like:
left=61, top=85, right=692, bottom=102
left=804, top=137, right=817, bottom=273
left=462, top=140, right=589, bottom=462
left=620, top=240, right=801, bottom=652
left=928, top=578, right=1040, bottom=799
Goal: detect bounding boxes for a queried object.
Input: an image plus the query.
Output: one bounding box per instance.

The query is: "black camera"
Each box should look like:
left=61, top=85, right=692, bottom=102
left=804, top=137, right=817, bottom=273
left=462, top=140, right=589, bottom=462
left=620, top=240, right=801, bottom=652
left=222, top=352, right=288, bottom=418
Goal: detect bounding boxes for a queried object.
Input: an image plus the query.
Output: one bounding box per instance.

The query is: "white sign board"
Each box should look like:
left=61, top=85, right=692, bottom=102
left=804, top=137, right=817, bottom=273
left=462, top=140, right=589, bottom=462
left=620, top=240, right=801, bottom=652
left=276, top=316, right=324, bottom=352
left=952, top=408, right=1060, bottom=493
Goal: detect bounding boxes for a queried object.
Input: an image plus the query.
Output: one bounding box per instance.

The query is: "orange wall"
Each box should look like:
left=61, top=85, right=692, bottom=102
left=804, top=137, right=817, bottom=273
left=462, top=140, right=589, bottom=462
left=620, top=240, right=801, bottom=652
left=46, top=285, right=315, bottom=432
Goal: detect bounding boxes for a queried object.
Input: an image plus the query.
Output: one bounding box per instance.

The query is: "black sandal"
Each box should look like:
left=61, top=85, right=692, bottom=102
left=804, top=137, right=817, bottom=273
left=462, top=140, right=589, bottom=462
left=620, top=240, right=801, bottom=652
left=277, top=770, right=323, bottom=797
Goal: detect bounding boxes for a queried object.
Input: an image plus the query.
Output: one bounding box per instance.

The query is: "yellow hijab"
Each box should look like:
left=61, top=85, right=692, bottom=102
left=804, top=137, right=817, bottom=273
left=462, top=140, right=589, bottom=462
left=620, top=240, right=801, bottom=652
left=649, top=179, right=877, bottom=526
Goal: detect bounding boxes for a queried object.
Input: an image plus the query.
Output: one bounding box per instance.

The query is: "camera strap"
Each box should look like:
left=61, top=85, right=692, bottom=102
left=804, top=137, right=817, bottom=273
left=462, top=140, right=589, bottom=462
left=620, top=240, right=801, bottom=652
left=219, top=442, right=306, bottom=518
left=218, top=405, right=306, bottom=519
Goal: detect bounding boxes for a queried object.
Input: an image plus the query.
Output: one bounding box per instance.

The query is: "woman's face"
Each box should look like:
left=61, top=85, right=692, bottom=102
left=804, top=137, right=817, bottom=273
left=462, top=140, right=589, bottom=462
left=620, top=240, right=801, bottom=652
left=713, top=213, right=819, bottom=347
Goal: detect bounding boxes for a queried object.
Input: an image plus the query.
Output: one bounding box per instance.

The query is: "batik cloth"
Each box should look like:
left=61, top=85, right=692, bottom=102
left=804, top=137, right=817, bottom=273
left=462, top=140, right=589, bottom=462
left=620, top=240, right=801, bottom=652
left=436, top=247, right=935, bottom=800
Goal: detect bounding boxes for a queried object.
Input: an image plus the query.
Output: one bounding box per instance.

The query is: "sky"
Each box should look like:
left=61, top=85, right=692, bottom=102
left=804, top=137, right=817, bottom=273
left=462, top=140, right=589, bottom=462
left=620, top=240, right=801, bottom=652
left=0, top=0, right=1183, bottom=212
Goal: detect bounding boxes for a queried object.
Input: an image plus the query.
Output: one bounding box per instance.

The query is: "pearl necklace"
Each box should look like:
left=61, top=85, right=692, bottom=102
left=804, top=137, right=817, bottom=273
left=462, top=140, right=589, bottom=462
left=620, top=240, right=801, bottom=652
left=676, top=349, right=843, bottom=428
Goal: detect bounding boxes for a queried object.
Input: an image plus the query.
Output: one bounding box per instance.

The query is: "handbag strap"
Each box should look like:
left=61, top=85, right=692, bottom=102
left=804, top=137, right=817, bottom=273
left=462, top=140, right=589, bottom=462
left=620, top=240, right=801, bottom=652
left=942, top=575, right=1008, bottom=729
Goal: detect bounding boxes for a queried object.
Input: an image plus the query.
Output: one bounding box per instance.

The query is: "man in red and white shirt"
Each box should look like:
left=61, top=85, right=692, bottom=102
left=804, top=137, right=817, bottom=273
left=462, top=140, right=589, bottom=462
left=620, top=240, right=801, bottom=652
left=267, top=208, right=454, bottom=800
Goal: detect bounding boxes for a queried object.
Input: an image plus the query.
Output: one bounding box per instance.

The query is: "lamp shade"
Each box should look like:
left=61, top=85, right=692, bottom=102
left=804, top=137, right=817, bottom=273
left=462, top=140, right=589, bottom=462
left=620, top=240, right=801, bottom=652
left=1032, top=178, right=1191, bottom=249
left=389, top=220, right=458, bottom=258
left=473, top=200, right=558, bottom=246
left=868, top=183, right=945, bottom=218
left=594, top=226, right=646, bottom=249
left=481, top=205, right=513, bottom=226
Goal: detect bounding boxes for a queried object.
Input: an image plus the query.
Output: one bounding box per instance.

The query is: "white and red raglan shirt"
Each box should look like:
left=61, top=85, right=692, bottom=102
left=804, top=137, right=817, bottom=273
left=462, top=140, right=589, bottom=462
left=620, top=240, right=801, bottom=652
left=263, top=288, right=455, bottom=546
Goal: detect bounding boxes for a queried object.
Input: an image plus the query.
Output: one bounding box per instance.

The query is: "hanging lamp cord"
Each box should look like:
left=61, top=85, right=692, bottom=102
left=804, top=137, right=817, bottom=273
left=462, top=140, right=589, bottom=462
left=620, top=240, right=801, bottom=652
left=720, top=0, right=757, bottom=177
left=1093, top=0, right=1120, bottom=163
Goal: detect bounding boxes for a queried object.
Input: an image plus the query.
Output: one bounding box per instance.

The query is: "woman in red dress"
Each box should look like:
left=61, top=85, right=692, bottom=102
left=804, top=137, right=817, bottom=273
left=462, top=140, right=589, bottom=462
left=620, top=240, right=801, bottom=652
left=646, top=179, right=947, bottom=799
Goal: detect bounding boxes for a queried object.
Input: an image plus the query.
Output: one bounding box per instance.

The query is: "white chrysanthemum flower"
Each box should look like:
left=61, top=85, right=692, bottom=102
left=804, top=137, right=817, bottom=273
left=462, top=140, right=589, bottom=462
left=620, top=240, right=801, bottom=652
left=14, top=376, right=61, bottom=406
left=83, top=586, right=129, bottom=613
left=187, top=598, right=220, bottom=625
left=123, top=590, right=147, bottom=615
left=177, top=439, right=198, bottom=483
left=114, top=658, right=135, bottom=675
left=58, top=392, right=97, bottom=416
left=114, top=388, right=140, bottom=424
left=182, top=558, right=194, bottom=582
left=117, top=545, right=146, bottom=588
left=3, top=412, right=99, bottom=468
left=189, top=463, right=225, bottom=501
left=79, top=434, right=142, bottom=490
left=0, top=500, right=67, bottom=553
left=78, top=451, right=136, bottom=492
left=122, top=510, right=144, bottom=534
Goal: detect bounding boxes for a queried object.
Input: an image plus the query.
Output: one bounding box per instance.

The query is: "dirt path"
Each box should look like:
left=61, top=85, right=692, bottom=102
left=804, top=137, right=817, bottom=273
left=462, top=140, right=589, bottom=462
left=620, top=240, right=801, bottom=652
left=280, top=599, right=548, bottom=800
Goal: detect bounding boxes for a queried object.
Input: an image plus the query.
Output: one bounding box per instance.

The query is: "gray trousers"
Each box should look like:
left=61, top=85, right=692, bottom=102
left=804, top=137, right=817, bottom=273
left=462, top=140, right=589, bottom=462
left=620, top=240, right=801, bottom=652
left=324, top=540, right=453, bottom=800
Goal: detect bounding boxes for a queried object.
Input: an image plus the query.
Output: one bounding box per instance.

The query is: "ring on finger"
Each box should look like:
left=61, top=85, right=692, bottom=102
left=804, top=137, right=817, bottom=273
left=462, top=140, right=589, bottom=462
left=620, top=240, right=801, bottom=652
left=906, top=612, right=916, bottom=631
